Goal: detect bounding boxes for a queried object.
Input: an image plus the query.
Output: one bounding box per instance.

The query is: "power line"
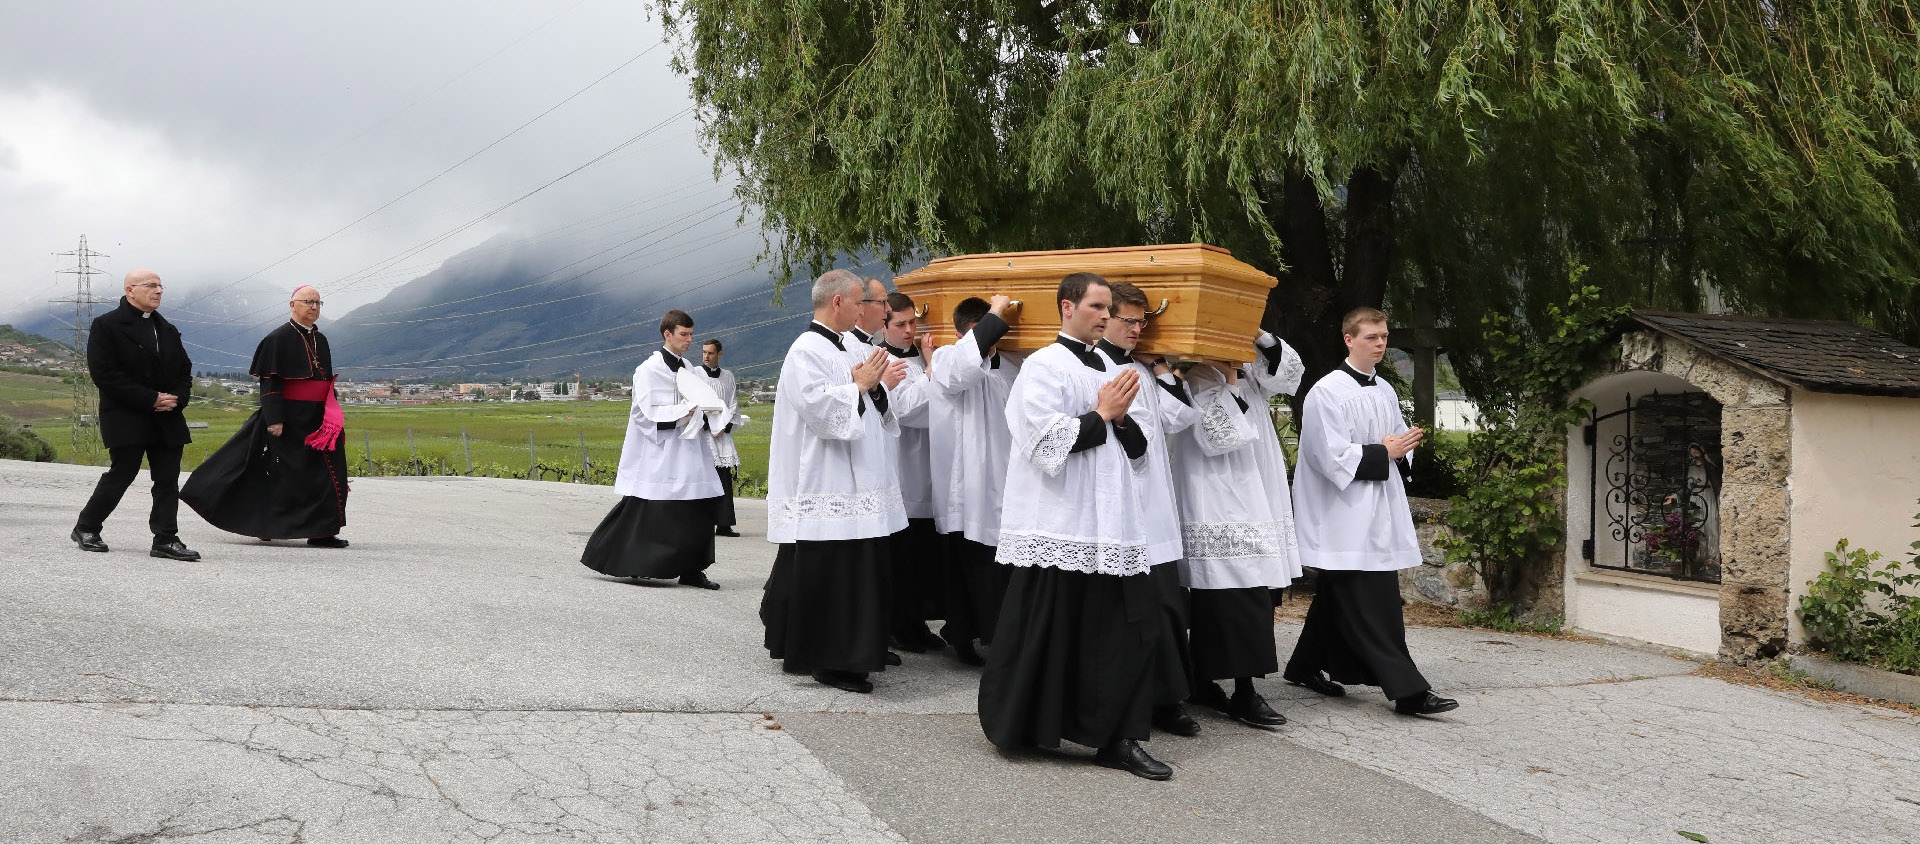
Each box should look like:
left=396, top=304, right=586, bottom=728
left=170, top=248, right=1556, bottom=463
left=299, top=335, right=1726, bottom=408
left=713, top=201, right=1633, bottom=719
left=173, top=41, right=671, bottom=314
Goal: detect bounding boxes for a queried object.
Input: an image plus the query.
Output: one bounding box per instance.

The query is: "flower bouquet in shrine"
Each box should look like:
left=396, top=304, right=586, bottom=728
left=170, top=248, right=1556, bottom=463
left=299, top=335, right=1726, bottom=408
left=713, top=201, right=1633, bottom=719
left=1643, top=507, right=1705, bottom=575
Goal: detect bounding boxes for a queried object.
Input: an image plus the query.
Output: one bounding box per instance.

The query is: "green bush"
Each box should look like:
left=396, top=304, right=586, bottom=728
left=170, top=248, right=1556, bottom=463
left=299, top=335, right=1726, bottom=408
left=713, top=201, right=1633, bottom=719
left=1797, top=513, right=1920, bottom=675
left=0, top=412, right=56, bottom=462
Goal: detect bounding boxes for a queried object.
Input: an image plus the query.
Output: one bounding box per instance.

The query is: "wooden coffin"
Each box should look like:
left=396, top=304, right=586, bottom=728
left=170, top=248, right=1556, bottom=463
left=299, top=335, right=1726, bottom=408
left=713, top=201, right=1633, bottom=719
left=893, top=243, right=1277, bottom=364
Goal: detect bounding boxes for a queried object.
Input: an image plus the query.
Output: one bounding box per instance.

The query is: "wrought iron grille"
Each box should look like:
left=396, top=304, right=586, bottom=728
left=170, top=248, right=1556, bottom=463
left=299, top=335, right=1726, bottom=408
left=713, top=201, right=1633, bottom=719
left=1583, top=391, right=1724, bottom=584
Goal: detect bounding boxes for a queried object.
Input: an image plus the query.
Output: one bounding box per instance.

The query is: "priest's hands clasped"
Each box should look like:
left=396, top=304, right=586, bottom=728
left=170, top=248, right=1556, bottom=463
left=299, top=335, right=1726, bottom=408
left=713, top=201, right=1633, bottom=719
left=1096, top=367, right=1141, bottom=421
left=1383, top=427, right=1425, bottom=459
left=152, top=392, right=180, bottom=412
left=852, top=347, right=908, bottom=391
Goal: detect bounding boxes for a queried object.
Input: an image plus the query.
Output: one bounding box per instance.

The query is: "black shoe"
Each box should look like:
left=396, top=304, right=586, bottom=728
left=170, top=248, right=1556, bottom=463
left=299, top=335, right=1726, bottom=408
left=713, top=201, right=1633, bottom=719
left=942, top=630, right=985, bottom=666
left=884, top=651, right=902, bottom=666
left=890, top=634, right=927, bottom=654
left=679, top=572, right=721, bottom=590
left=1186, top=681, right=1232, bottom=713
left=1152, top=704, right=1201, bottom=737
left=810, top=669, right=873, bottom=694
left=1093, top=739, right=1172, bottom=781
left=907, top=626, right=947, bottom=652
left=715, top=527, right=741, bottom=537
left=1227, top=692, right=1288, bottom=728
left=150, top=540, right=202, bottom=562
left=71, top=528, right=108, bottom=553
left=1395, top=691, right=1459, bottom=716
left=307, top=536, right=349, bottom=549
left=1284, top=670, right=1346, bottom=697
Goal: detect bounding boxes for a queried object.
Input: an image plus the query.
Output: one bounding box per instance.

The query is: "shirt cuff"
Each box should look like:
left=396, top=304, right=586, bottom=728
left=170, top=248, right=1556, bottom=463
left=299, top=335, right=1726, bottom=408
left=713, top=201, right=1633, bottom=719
left=1155, top=377, right=1192, bottom=407
left=1068, top=411, right=1107, bottom=453
left=1355, top=443, right=1391, bottom=481
left=1112, top=417, right=1148, bottom=459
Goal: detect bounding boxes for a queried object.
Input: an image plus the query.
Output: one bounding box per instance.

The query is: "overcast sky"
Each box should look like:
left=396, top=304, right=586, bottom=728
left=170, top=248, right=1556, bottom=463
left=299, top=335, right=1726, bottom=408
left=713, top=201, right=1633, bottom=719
left=0, top=0, right=754, bottom=326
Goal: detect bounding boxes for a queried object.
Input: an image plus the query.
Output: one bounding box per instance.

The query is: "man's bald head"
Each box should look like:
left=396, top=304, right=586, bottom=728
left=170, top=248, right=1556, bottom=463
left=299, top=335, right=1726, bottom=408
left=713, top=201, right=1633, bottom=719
left=123, top=268, right=163, bottom=312
left=290, top=286, right=323, bottom=327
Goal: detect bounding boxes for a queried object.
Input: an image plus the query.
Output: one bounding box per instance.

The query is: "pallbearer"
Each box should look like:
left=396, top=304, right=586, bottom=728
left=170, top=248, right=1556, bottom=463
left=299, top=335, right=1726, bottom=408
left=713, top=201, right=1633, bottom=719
left=926, top=295, right=1021, bottom=665
left=761, top=269, right=909, bottom=693
left=1169, top=331, right=1305, bottom=729
left=1096, top=281, right=1204, bottom=738
left=1283, top=308, right=1459, bottom=716
left=698, top=337, right=745, bottom=538
left=979, top=272, right=1184, bottom=781
left=182, top=286, right=349, bottom=548
left=847, top=277, right=888, bottom=346
left=877, top=291, right=946, bottom=653
left=580, top=310, right=725, bottom=588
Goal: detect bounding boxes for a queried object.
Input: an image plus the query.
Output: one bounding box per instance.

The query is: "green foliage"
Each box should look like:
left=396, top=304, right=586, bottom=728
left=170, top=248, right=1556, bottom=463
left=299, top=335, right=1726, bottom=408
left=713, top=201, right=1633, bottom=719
left=1456, top=603, right=1566, bottom=636
left=661, top=0, right=1920, bottom=390
left=0, top=411, right=56, bottom=462
left=1435, top=276, right=1627, bottom=604
left=1797, top=520, right=1920, bottom=676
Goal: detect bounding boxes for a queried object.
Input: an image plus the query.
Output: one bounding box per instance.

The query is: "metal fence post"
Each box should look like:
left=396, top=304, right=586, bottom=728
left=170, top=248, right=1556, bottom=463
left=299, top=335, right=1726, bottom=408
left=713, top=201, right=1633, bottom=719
left=577, top=430, right=589, bottom=483
left=461, top=427, right=472, bottom=476
left=407, top=424, right=417, bottom=474
left=528, top=430, right=537, bottom=480
left=363, top=430, right=373, bottom=476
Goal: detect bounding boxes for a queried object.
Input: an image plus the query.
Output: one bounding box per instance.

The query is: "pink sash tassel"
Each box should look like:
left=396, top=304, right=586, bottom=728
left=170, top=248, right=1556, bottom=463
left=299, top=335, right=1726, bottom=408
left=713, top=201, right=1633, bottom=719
left=282, top=377, right=345, bottom=451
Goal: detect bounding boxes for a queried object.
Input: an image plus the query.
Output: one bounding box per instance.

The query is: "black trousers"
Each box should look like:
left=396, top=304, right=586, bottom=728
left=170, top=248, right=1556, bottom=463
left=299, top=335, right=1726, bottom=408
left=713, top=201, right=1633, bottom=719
left=714, top=467, right=737, bottom=528
left=76, top=443, right=183, bottom=542
left=1284, top=569, right=1430, bottom=701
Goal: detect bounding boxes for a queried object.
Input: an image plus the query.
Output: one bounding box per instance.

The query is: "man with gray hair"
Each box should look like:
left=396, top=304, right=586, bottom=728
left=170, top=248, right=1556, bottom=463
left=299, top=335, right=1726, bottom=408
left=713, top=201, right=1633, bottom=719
left=847, top=277, right=889, bottom=347
left=761, top=268, right=909, bottom=693
left=72, top=268, right=199, bottom=560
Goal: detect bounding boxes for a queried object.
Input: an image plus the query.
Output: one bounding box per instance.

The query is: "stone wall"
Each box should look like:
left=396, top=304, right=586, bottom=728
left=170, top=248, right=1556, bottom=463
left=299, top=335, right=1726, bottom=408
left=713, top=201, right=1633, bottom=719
left=1398, top=498, right=1489, bottom=609
left=1618, top=330, right=1793, bottom=662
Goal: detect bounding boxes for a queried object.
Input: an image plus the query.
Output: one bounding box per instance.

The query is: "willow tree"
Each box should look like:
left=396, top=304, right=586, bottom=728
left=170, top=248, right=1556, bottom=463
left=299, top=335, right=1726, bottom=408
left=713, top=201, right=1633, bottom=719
left=659, top=1, right=1920, bottom=389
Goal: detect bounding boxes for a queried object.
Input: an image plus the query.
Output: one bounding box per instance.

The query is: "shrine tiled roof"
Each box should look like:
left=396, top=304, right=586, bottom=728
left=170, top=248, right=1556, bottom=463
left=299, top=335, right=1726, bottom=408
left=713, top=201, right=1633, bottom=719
left=1626, top=311, right=1920, bottom=398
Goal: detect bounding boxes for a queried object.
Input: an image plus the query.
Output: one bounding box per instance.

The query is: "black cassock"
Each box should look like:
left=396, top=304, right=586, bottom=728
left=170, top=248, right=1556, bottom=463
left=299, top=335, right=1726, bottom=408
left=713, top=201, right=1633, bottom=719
left=182, top=321, right=349, bottom=539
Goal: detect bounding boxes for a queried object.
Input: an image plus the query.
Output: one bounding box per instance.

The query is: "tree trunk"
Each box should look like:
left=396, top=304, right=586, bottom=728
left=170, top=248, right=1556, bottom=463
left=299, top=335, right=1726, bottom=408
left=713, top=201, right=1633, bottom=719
left=1258, top=163, right=1401, bottom=419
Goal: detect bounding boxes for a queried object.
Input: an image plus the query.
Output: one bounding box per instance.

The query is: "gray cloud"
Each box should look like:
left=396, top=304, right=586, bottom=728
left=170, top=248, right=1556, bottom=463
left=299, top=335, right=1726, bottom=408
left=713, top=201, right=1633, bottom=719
left=0, top=0, right=750, bottom=326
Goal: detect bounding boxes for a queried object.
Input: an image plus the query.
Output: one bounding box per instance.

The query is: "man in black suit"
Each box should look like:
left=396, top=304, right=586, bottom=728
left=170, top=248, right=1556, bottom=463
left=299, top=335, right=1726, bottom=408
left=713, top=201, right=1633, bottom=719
left=72, top=268, right=201, bottom=561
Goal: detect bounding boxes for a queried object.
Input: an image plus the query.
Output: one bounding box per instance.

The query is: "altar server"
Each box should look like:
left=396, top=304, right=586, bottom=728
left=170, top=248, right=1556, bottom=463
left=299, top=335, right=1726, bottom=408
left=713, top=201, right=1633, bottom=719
left=926, top=295, right=1022, bottom=665
left=1283, top=308, right=1458, bottom=716
left=1170, top=332, right=1305, bottom=728
left=1096, top=281, right=1204, bottom=738
left=698, top=338, right=745, bottom=537
left=877, top=291, right=946, bottom=652
left=978, top=272, right=1187, bottom=781
left=761, top=269, right=909, bottom=693
left=580, top=310, right=725, bottom=588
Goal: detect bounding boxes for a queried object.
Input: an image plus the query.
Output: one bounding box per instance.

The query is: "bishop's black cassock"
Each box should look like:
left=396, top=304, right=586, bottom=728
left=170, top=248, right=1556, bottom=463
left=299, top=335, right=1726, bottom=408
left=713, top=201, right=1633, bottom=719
left=182, top=320, right=348, bottom=540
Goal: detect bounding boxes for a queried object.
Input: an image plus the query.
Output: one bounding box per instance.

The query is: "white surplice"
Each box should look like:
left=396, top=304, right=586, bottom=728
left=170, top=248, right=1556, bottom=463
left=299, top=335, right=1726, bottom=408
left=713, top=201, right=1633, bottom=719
left=1293, top=362, right=1421, bottom=572
left=613, top=349, right=724, bottom=501
left=997, top=336, right=1154, bottom=576
left=1170, top=334, right=1306, bottom=588
left=880, top=343, right=935, bottom=519
left=1094, top=341, right=1198, bottom=565
left=927, top=317, right=1022, bottom=544
left=697, top=365, right=746, bottom=468
left=766, top=322, right=906, bottom=544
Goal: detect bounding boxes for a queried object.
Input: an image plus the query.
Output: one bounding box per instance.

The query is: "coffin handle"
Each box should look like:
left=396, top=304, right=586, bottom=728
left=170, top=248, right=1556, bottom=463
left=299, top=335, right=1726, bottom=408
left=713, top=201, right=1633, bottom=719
left=1146, top=298, right=1169, bottom=317
left=913, top=302, right=929, bottom=320
left=1005, top=299, right=1022, bottom=322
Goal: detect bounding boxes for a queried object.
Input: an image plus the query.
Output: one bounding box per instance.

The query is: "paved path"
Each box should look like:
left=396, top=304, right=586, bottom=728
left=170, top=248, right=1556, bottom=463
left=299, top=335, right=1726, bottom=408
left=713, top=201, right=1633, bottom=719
left=2, top=460, right=1915, bottom=843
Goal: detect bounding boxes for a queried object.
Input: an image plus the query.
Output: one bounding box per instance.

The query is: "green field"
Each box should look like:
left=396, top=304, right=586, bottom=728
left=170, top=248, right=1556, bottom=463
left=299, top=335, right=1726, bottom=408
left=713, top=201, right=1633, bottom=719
left=2, top=372, right=772, bottom=494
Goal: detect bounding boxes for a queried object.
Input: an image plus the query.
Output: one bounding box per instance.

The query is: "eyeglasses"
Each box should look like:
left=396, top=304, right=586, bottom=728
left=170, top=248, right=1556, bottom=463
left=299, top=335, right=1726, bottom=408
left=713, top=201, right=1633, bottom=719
left=293, top=299, right=323, bottom=307
left=131, top=283, right=164, bottom=290
left=1113, top=316, right=1149, bottom=328
left=860, top=298, right=887, bottom=305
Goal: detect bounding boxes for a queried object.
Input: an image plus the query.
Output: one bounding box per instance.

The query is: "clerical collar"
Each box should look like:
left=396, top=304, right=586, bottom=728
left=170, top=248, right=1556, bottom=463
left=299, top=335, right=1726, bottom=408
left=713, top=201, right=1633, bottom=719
left=140, top=310, right=153, bottom=320
left=850, top=326, right=873, bottom=345
left=881, top=341, right=918, bottom=358
left=702, top=365, right=721, bottom=378
left=807, top=321, right=846, bottom=351
left=1341, top=360, right=1378, bottom=387
left=659, top=349, right=684, bottom=371
left=290, top=320, right=316, bottom=334
left=1055, top=334, right=1106, bottom=371
left=1095, top=339, right=1131, bottom=366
